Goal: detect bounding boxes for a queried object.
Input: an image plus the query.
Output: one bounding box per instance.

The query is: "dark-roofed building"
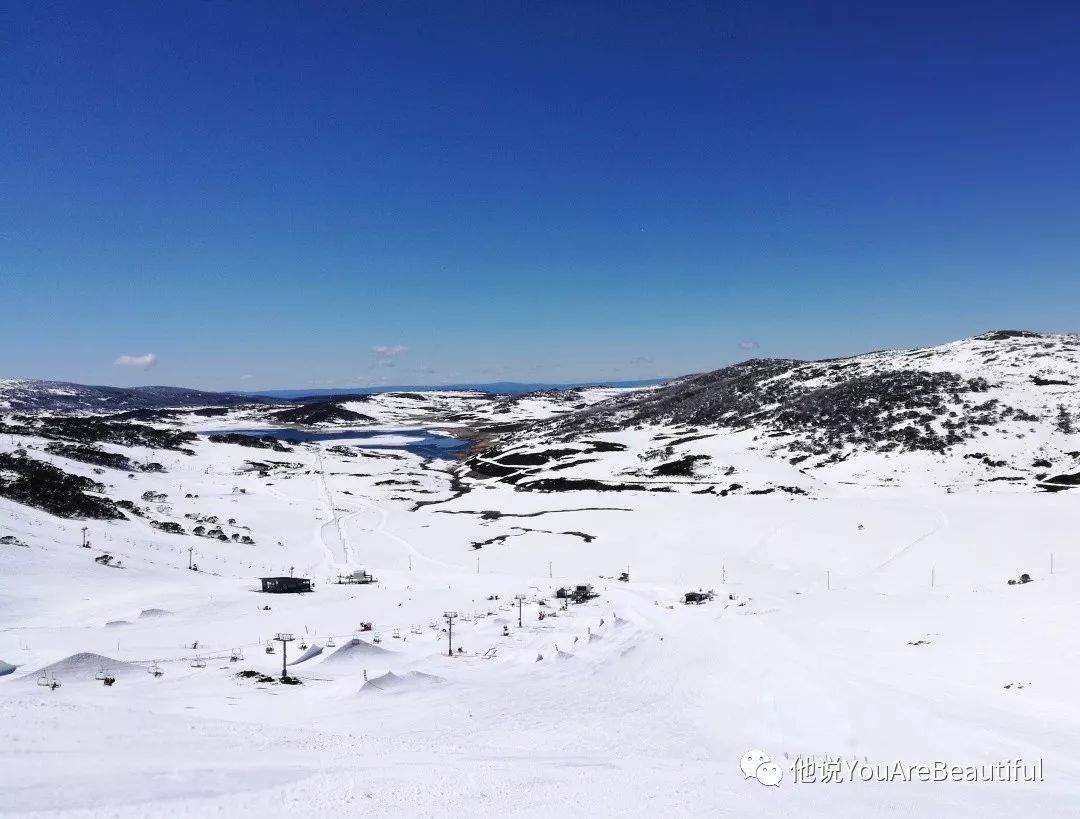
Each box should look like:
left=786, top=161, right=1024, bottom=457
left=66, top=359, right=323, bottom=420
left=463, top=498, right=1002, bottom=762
left=259, top=576, right=312, bottom=594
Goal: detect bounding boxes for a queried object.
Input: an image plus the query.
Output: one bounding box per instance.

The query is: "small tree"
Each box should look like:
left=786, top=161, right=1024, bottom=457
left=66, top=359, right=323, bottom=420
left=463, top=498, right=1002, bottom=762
left=1057, top=405, right=1074, bottom=434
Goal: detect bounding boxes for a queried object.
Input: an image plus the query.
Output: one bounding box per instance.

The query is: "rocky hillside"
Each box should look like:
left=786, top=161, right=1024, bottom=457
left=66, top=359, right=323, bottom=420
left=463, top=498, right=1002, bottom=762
left=468, top=331, right=1080, bottom=494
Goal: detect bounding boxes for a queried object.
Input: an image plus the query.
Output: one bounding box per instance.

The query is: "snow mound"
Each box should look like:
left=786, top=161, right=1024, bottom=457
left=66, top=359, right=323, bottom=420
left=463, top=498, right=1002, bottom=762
left=0, top=659, right=16, bottom=677
left=105, top=620, right=131, bottom=628
left=359, top=671, right=445, bottom=695
left=28, top=652, right=141, bottom=683
left=288, top=644, right=324, bottom=665
left=138, top=608, right=171, bottom=619
left=613, top=615, right=630, bottom=628
left=588, top=632, right=603, bottom=643
left=556, top=649, right=575, bottom=660
left=320, top=638, right=391, bottom=666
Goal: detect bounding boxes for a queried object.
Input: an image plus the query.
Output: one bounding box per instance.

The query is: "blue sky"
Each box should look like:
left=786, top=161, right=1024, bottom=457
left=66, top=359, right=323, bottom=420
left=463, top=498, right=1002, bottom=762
left=3, top=2, right=1080, bottom=391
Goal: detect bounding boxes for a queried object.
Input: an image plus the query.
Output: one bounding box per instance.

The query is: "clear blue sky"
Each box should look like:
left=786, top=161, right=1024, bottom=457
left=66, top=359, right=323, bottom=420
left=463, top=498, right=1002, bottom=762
left=3, top=2, right=1080, bottom=391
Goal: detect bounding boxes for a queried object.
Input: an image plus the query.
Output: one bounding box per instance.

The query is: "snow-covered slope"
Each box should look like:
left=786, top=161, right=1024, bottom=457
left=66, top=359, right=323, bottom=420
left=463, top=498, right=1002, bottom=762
left=471, top=331, right=1080, bottom=495
left=2, top=332, right=1079, bottom=817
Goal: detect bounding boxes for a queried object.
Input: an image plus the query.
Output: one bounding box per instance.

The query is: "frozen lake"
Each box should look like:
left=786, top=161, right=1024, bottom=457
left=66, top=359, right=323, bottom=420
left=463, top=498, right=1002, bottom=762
left=201, top=427, right=467, bottom=460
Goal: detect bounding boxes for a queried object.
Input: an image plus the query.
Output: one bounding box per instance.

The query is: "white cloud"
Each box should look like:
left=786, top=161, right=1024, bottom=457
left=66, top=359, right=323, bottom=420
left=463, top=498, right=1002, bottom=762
left=738, top=340, right=760, bottom=351
left=371, top=344, right=408, bottom=368
left=239, top=374, right=254, bottom=381
left=114, top=353, right=157, bottom=369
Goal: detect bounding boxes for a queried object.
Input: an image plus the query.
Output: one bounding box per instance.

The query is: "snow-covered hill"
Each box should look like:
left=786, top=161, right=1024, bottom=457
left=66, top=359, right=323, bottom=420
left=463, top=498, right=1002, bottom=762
left=471, top=331, right=1080, bottom=495
left=0, top=379, right=266, bottom=412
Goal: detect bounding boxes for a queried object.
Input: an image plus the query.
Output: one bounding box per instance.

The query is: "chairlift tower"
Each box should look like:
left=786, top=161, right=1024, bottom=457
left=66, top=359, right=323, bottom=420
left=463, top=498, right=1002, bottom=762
left=514, top=593, right=527, bottom=628
left=274, top=632, right=295, bottom=679
left=443, top=612, right=458, bottom=657
left=81, top=527, right=89, bottom=548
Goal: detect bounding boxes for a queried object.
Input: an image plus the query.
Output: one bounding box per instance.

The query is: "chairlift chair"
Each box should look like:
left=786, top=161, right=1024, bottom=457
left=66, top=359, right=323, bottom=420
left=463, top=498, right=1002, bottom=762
left=103, top=674, right=116, bottom=686
left=36, top=673, right=50, bottom=687
left=373, top=632, right=382, bottom=644
left=95, top=666, right=107, bottom=681
left=392, top=629, right=400, bottom=639
left=191, top=656, right=206, bottom=668
left=229, top=648, right=244, bottom=662
left=299, top=639, right=308, bottom=650
left=326, top=637, right=336, bottom=648
left=148, top=662, right=164, bottom=678
left=265, top=641, right=275, bottom=654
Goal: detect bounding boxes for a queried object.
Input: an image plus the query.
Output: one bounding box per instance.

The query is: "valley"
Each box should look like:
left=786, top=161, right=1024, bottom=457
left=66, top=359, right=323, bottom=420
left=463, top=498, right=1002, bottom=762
left=2, top=332, right=1080, bottom=817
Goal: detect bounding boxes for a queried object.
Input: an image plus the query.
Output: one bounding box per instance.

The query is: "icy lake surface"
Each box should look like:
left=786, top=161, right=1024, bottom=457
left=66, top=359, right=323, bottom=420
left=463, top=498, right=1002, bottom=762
left=201, top=427, right=467, bottom=459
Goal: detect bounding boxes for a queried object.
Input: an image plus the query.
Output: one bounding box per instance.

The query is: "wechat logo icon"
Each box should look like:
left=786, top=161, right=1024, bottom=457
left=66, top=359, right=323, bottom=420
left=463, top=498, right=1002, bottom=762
left=740, top=749, right=783, bottom=786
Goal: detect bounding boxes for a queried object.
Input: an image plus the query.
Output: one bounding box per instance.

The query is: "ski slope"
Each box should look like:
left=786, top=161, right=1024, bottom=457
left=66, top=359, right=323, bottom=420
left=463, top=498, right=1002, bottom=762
left=2, top=339, right=1080, bottom=817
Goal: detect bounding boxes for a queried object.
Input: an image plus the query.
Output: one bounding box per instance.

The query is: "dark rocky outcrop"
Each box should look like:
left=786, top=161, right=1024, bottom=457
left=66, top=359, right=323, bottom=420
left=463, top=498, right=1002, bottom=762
left=269, top=400, right=375, bottom=426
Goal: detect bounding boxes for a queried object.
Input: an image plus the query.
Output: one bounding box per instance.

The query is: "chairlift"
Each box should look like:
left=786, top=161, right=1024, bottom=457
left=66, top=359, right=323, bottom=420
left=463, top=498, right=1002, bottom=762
left=229, top=648, right=244, bottom=662
left=298, top=639, right=308, bottom=650
left=95, top=666, right=107, bottom=682
left=326, top=637, right=336, bottom=648
left=148, top=662, right=164, bottom=678
left=103, top=673, right=116, bottom=686
left=36, top=673, right=50, bottom=687
left=265, top=641, right=275, bottom=654
left=392, top=629, right=400, bottom=639
left=190, top=655, right=206, bottom=668
left=372, top=631, right=382, bottom=644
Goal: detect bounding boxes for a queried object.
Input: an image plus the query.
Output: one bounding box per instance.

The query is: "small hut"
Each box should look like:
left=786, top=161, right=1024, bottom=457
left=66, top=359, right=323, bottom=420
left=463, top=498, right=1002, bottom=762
left=335, top=570, right=376, bottom=585
left=259, top=576, right=312, bottom=594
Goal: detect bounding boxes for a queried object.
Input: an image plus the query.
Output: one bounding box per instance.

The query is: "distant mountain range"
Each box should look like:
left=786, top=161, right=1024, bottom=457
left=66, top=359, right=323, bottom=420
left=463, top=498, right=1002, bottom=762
left=244, top=379, right=667, bottom=400
left=0, top=377, right=664, bottom=413
left=3, top=331, right=1079, bottom=494
left=0, top=380, right=266, bottom=413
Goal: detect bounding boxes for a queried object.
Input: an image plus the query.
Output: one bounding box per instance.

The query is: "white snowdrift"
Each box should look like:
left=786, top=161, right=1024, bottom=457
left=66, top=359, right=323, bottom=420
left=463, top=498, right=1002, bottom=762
left=288, top=644, right=324, bottom=665
left=319, top=638, right=391, bottom=667
left=25, top=653, right=141, bottom=683
left=359, top=670, right=445, bottom=695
